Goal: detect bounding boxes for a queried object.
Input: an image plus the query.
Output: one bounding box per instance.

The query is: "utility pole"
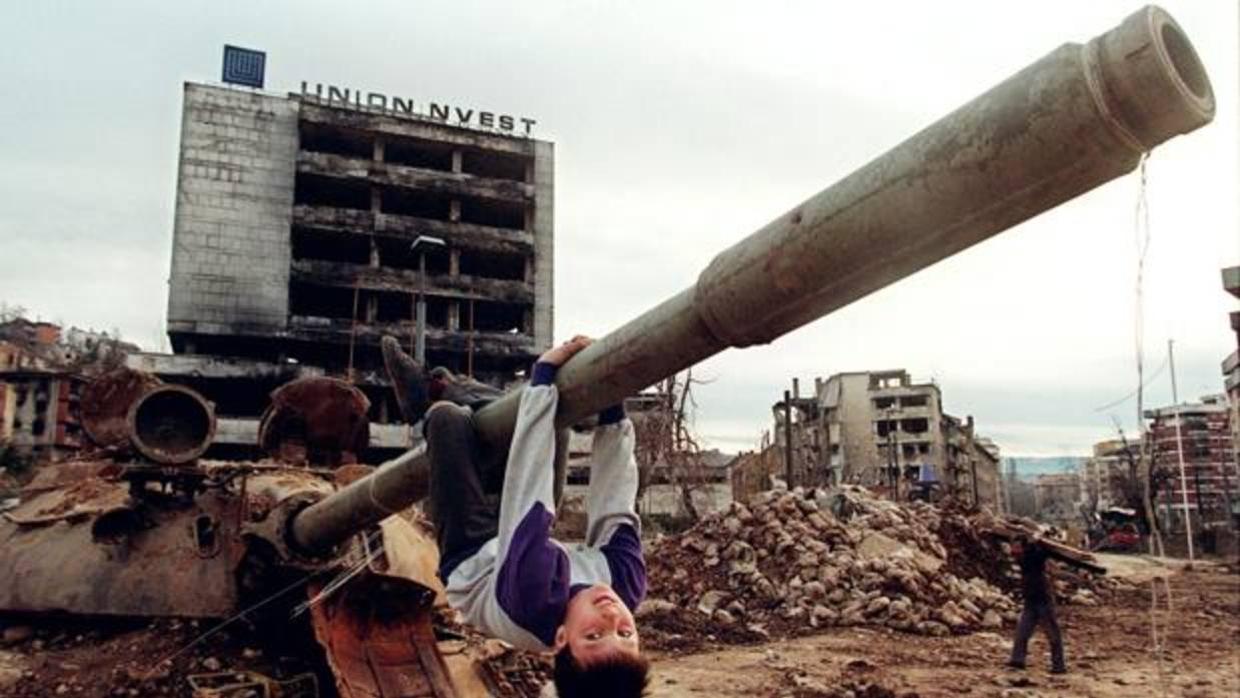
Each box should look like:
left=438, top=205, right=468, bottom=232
left=411, top=235, right=446, bottom=365
left=1169, top=339, right=1195, bottom=560
left=783, top=390, right=794, bottom=489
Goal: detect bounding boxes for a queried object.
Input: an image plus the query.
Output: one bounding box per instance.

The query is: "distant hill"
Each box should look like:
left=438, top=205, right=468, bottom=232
left=1003, top=456, right=1086, bottom=480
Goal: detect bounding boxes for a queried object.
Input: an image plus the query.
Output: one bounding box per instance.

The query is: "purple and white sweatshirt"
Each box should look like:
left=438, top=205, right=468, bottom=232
left=442, top=362, right=646, bottom=652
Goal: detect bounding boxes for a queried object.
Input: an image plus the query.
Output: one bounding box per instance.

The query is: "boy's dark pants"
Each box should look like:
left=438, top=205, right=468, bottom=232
left=423, top=402, right=568, bottom=566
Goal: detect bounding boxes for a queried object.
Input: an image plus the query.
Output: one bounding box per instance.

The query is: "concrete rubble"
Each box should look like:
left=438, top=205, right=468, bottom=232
left=642, top=487, right=1115, bottom=644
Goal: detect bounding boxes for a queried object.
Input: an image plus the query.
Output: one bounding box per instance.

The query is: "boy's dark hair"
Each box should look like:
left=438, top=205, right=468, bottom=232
left=553, top=647, right=650, bottom=698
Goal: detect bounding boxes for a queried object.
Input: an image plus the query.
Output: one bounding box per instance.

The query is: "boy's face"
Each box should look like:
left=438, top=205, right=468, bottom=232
left=554, top=584, right=640, bottom=665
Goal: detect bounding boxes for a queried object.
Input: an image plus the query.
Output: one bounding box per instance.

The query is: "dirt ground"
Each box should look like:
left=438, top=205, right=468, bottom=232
left=0, top=556, right=1234, bottom=697
left=644, top=557, right=1239, bottom=698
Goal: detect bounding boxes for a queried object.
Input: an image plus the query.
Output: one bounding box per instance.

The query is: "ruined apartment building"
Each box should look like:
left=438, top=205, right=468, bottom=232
left=0, top=370, right=86, bottom=461
left=774, top=370, right=1000, bottom=509
left=162, top=81, right=553, bottom=429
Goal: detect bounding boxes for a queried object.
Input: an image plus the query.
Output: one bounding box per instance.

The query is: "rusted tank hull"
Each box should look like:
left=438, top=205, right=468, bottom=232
left=0, top=487, right=242, bottom=617
left=290, top=5, right=1215, bottom=554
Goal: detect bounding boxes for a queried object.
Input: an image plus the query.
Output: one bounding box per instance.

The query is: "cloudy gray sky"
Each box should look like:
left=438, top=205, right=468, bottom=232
left=1, top=1, right=1237, bottom=457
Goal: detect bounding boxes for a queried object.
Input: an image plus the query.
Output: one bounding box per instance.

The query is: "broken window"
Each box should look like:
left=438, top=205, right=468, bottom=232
left=461, top=149, right=529, bottom=182
left=289, top=281, right=358, bottom=320
left=459, top=251, right=526, bottom=281
left=471, top=300, right=528, bottom=334
left=459, top=195, right=525, bottom=230
left=375, top=291, right=448, bottom=328
left=902, top=395, right=928, bottom=408
left=875, top=419, right=895, bottom=437
left=375, top=236, right=451, bottom=274
left=294, top=173, right=370, bottom=211
left=873, top=397, right=896, bottom=410
left=385, top=136, right=455, bottom=171
left=901, top=418, right=929, bottom=434
left=380, top=186, right=452, bottom=220
left=299, top=122, right=373, bottom=159
left=291, top=227, right=371, bottom=265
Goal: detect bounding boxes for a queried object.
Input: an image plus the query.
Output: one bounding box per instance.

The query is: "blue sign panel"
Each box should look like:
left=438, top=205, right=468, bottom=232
left=222, top=45, right=266, bottom=88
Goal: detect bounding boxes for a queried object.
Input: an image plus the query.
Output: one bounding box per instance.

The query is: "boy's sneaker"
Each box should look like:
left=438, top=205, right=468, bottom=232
left=381, top=336, right=429, bottom=424
left=428, top=366, right=505, bottom=409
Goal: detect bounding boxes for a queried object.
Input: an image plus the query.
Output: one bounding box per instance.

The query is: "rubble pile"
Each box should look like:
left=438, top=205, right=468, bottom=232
left=644, top=487, right=1109, bottom=644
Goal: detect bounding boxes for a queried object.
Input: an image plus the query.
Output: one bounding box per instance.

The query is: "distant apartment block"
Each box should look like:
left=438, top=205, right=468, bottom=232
left=1145, top=395, right=1237, bottom=527
left=1082, top=438, right=1135, bottom=509
left=1031, top=472, right=1082, bottom=527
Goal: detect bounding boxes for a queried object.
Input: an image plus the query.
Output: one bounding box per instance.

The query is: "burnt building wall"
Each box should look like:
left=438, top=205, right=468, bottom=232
left=166, top=82, right=554, bottom=394
left=167, top=83, right=299, bottom=342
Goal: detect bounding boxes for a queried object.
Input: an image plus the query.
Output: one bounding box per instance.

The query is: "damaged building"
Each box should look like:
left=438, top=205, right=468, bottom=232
left=769, top=370, right=1002, bottom=510
left=149, top=81, right=554, bottom=456
left=1145, top=395, right=1237, bottom=532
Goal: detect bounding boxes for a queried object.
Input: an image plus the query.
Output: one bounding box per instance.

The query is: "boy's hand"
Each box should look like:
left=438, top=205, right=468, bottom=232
left=539, top=335, right=592, bottom=367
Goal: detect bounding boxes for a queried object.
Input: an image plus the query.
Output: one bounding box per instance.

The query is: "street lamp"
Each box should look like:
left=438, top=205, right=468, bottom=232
left=410, top=235, right=446, bottom=365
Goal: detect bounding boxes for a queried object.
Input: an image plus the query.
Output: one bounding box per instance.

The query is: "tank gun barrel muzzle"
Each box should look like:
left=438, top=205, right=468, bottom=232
left=128, top=384, right=216, bottom=465
left=289, top=5, right=1214, bottom=556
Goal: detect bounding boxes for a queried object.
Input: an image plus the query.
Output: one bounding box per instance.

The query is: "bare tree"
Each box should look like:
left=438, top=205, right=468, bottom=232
left=1107, top=424, right=1172, bottom=535
left=631, top=369, right=712, bottom=521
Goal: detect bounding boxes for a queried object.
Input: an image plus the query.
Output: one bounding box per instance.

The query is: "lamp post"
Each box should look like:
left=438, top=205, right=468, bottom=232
left=410, top=235, right=446, bottom=365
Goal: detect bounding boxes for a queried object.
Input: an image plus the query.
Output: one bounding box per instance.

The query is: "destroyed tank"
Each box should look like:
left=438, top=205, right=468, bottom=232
left=0, top=6, right=1215, bottom=697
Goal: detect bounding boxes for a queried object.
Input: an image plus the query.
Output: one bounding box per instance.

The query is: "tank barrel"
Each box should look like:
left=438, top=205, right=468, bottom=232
left=289, top=5, right=1214, bottom=556
left=128, top=384, right=216, bottom=465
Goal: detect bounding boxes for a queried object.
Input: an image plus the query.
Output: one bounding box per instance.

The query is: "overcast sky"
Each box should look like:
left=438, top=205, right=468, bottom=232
left=1, top=1, right=1237, bottom=457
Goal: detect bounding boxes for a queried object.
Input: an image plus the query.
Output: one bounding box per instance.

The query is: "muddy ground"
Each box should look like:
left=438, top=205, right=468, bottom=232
left=645, top=558, right=1239, bottom=698
left=0, top=556, right=1234, bottom=697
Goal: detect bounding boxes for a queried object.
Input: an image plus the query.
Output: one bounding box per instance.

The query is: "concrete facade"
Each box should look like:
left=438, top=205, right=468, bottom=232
left=771, top=370, right=1000, bottom=509
left=1032, top=473, right=1082, bottom=527
left=811, top=370, right=945, bottom=488
left=163, top=82, right=555, bottom=439
left=1082, top=438, right=1132, bottom=510
left=167, top=83, right=298, bottom=338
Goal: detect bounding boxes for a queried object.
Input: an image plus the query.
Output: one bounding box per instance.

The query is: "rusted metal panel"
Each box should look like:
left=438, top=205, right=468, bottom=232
left=0, top=487, right=241, bottom=617
left=258, top=377, right=370, bottom=467
left=81, top=367, right=162, bottom=450
left=308, top=575, right=457, bottom=698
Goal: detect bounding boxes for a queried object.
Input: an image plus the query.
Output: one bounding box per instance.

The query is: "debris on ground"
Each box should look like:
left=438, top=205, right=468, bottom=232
left=641, top=487, right=1116, bottom=651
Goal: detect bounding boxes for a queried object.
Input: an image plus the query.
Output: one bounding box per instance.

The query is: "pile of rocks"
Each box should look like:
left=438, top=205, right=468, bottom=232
left=644, top=487, right=1084, bottom=639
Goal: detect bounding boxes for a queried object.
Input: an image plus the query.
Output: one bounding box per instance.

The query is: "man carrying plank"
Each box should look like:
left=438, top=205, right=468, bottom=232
left=1007, top=534, right=1067, bottom=674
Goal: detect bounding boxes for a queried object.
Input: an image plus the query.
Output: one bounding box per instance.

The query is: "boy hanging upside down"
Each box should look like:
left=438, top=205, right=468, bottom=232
left=383, top=335, right=650, bottom=698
